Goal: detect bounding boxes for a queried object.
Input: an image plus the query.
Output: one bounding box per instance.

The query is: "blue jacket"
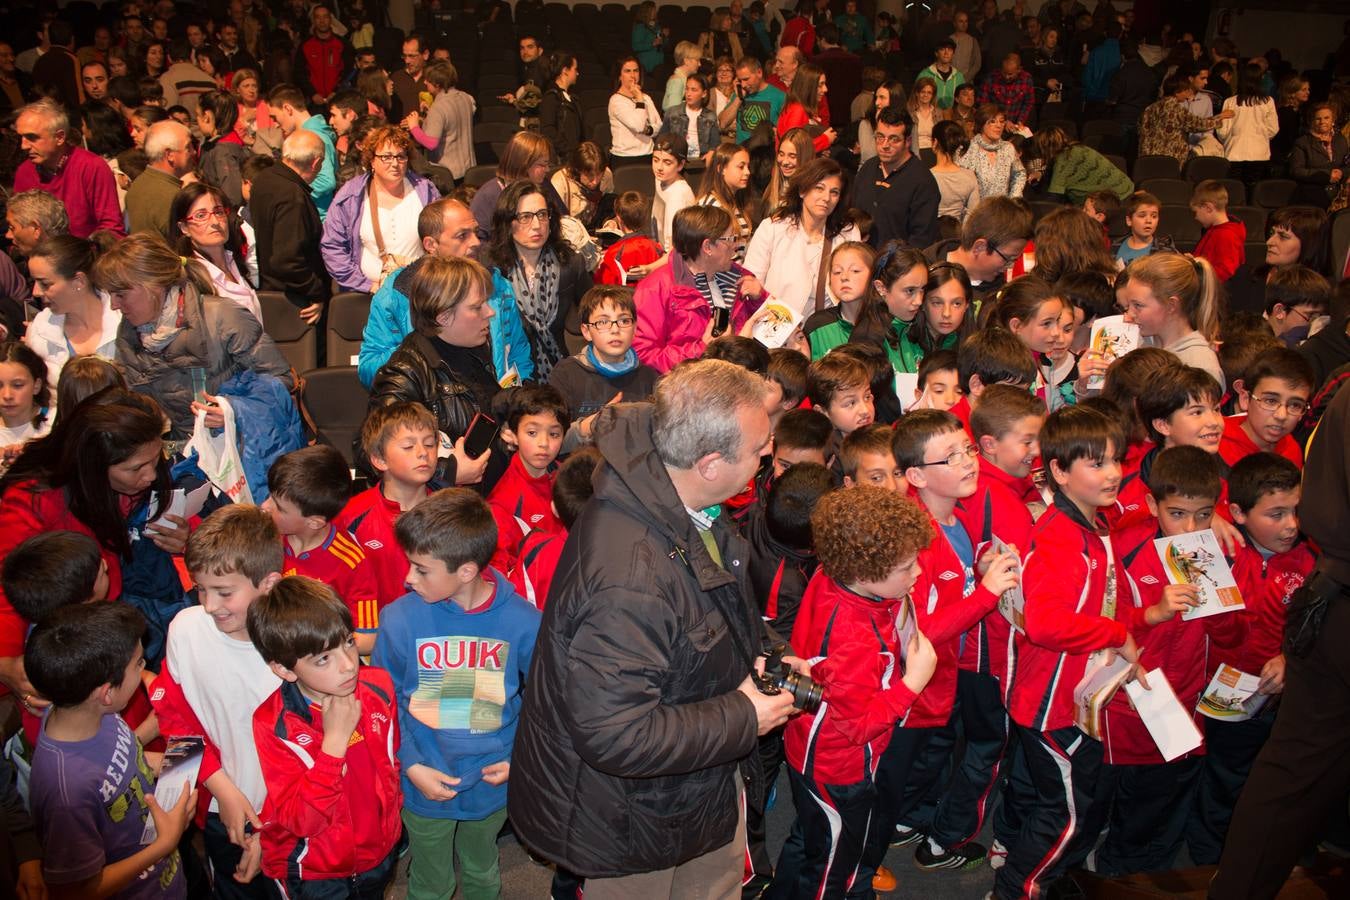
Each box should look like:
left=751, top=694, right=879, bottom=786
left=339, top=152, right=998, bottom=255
left=371, top=569, right=541, bottom=820
left=319, top=171, right=441, bottom=292
left=632, top=23, right=663, bottom=72
left=658, top=104, right=721, bottom=160
left=357, top=262, right=534, bottom=388
left=300, top=115, right=338, bottom=219
left=1082, top=38, right=1121, bottom=103
left=216, top=369, right=305, bottom=503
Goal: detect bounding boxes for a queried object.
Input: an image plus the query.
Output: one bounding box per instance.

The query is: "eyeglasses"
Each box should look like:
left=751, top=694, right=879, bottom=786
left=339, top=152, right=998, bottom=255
left=514, top=209, right=550, bottom=225
left=183, top=206, right=229, bottom=223
left=586, top=316, right=635, bottom=331
left=713, top=235, right=737, bottom=245
left=989, top=244, right=1017, bottom=268
left=915, top=444, right=979, bottom=468
left=1251, top=394, right=1309, bottom=417
left=375, top=153, right=408, bottom=165
left=874, top=132, right=907, bottom=145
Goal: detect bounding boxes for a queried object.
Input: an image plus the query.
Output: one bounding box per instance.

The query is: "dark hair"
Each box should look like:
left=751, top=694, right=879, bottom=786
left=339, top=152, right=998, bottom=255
left=765, top=461, right=835, bottom=549
left=268, top=83, right=309, bottom=112
left=1100, top=347, right=1179, bottom=444
left=806, top=352, right=871, bottom=409
left=773, top=157, right=853, bottom=239
left=1234, top=62, right=1269, bottom=107
left=1228, top=451, right=1301, bottom=513
left=487, top=181, right=570, bottom=272
left=1147, top=445, right=1223, bottom=502
left=1265, top=206, right=1328, bottom=273
left=917, top=348, right=960, bottom=392
left=960, top=196, right=1035, bottom=252
left=2, top=531, right=104, bottom=625
left=29, top=233, right=103, bottom=283
left=503, top=384, right=572, bottom=433
left=768, top=348, right=811, bottom=408
left=703, top=335, right=770, bottom=377
left=107, top=75, right=141, bottom=111
left=197, top=89, right=239, bottom=138
left=956, top=327, right=1038, bottom=392
left=831, top=342, right=901, bottom=424
left=360, top=402, right=438, bottom=460
left=247, top=575, right=352, bottom=669
left=26, top=602, right=145, bottom=707
left=1242, top=347, right=1315, bottom=395
left=850, top=243, right=930, bottom=354
left=267, top=446, right=352, bottom=521
left=774, top=407, right=832, bottom=454
left=328, top=88, right=364, bottom=117
left=1264, top=265, right=1332, bottom=316
left=1055, top=272, right=1115, bottom=324
left=54, top=357, right=127, bottom=427
left=395, top=488, right=498, bottom=572
left=652, top=132, right=689, bottom=163
left=672, top=204, right=732, bottom=261
left=545, top=49, right=577, bottom=85
left=892, top=408, right=964, bottom=469
left=170, top=181, right=250, bottom=277
left=1137, top=365, right=1223, bottom=444
left=987, top=276, right=1064, bottom=337
left=970, top=383, right=1046, bottom=442
left=79, top=101, right=133, bottom=157
left=909, top=262, right=975, bottom=354
left=579, top=284, right=637, bottom=321
left=242, top=153, right=276, bottom=182
left=1040, top=405, right=1126, bottom=485
left=132, top=104, right=169, bottom=130
left=552, top=446, right=601, bottom=528
left=932, top=119, right=970, bottom=161
left=0, top=343, right=48, bottom=429
left=875, top=105, right=913, bottom=135
left=613, top=189, right=649, bottom=232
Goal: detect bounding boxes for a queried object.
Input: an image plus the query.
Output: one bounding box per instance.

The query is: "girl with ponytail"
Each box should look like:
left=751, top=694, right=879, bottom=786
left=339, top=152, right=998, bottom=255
left=1117, top=253, right=1226, bottom=389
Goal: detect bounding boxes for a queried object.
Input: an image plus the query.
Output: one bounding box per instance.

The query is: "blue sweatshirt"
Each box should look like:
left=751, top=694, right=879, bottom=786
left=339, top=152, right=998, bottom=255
left=371, top=569, right=541, bottom=820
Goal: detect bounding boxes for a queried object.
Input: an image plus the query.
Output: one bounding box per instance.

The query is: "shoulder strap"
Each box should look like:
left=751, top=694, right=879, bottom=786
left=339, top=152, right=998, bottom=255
left=813, top=236, right=832, bottom=313
left=367, top=176, right=387, bottom=258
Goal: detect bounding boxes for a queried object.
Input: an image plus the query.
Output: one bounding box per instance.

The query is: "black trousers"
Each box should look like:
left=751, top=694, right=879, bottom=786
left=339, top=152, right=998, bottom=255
left=203, top=813, right=282, bottom=900
left=1092, top=757, right=1202, bottom=876
left=779, top=768, right=879, bottom=900
left=277, top=842, right=399, bottom=899
left=929, top=670, right=1012, bottom=851
left=745, top=731, right=785, bottom=891
left=1187, top=710, right=1274, bottom=865
left=1210, top=594, right=1350, bottom=899
left=859, top=725, right=940, bottom=878
left=993, top=725, right=1102, bottom=900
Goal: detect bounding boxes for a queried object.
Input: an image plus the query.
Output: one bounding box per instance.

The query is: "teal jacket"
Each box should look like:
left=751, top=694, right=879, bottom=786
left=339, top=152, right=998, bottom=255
left=300, top=115, right=338, bottom=220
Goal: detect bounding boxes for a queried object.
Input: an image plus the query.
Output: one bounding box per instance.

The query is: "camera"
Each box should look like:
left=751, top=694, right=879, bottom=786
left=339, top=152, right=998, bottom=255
left=753, top=642, right=822, bottom=714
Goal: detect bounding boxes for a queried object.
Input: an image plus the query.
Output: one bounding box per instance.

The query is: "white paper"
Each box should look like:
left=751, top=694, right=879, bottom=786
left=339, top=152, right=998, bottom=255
left=992, top=536, right=1025, bottom=633
left=149, top=482, right=212, bottom=527
left=1197, top=663, right=1269, bottom=722
left=349, top=354, right=360, bottom=365
left=894, top=373, right=920, bottom=412
left=1152, top=529, right=1245, bottom=621
left=142, top=736, right=204, bottom=843
left=1074, top=650, right=1132, bottom=740
left=1125, top=669, right=1204, bottom=761
left=751, top=300, right=803, bottom=349
left=1085, top=315, right=1141, bottom=390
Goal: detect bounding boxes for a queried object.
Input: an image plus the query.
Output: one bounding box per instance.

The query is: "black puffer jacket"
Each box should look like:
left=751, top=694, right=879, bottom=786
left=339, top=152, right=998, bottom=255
left=508, top=402, right=764, bottom=877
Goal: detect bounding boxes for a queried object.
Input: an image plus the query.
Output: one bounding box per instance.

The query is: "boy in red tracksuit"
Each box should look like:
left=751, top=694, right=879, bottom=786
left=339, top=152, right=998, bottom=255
left=1189, top=452, right=1313, bottom=865
left=247, top=576, right=404, bottom=897
left=774, top=485, right=939, bottom=900
left=949, top=328, right=1042, bottom=440
left=337, top=403, right=439, bottom=609
left=1095, top=447, right=1245, bottom=876
left=263, top=445, right=381, bottom=653
left=1190, top=181, right=1246, bottom=282
left=1219, top=348, right=1314, bottom=469
left=918, top=386, right=1046, bottom=870
left=486, top=385, right=570, bottom=573
left=867, top=410, right=1020, bottom=875
left=508, top=447, right=600, bottom=609
left=996, top=406, right=1145, bottom=900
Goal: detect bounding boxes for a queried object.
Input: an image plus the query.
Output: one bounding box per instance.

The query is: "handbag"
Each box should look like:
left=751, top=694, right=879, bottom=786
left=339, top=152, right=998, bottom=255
left=184, top=398, right=252, bottom=505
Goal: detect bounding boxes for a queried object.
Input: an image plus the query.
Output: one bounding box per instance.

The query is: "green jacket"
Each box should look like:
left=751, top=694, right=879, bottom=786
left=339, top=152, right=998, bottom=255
left=1046, top=144, right=1134, bottom=206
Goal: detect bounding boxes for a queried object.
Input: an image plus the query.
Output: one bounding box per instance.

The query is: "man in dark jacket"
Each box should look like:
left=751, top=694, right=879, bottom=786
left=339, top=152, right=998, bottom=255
left=509, top=360, right=798, bottom=897
left=250, top=129, right=330, bottom=323
left=852, top=107, right=941, bottom=251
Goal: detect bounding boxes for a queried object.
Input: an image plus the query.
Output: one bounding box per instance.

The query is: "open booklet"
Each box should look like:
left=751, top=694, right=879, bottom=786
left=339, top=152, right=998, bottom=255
left=992, top=536, right=1025, bottom=633
left=142, top=736, right=204, bottom=844
left=750, top=300, right=803, bottom=349
left=1197, top=663, right=1270, bottom=722
left=1073, top=650, right=1133, bottom=740
left=1085, top=315, right=1142, bottom=390
left=1153, top=529, right=1245, bottom=621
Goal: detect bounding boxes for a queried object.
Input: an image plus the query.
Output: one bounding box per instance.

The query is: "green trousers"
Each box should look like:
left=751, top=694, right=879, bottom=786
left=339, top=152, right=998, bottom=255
left=401, top=806, right=508, bottom=900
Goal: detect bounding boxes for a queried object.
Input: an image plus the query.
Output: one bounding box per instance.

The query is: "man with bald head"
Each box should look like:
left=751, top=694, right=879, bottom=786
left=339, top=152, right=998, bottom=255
left=12, top=98, right=123, bottom=237
left=250, top=129, right=330, bottom=323
left=769, top=45, right=829, bottom=122
left=125, top=119, right=194, bottom=239
left=356, top=197, right=534, bottom=387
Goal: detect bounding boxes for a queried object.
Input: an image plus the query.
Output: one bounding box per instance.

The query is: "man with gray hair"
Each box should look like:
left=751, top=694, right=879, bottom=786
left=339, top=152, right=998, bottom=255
left=12, top=98, right=123, bottom=238
left=125, top=119, right=194, bottom=240
left=510, top=359, right=800, bottom=899
left=5, top=190, right=69, bottom=258
left=249, top=129, right=330, bottom=324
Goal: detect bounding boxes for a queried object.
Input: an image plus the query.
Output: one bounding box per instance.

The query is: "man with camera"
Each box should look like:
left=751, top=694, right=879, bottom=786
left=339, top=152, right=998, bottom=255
left=510, top=359, right=801, bottom=900
left=1210, top=386, right=1350, bottom=899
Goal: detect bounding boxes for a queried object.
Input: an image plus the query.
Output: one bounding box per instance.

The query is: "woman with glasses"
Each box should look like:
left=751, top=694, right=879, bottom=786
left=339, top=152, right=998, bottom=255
left=320, top=124, right=441, bottom=293
left=487, top=181, right=592, bottom=379
left=171, top=182, right=260, bottom=323
left=956, top=103, right=1026, bottom=199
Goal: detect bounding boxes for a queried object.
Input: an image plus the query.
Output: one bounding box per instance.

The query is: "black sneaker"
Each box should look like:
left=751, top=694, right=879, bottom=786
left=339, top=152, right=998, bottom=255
left=890, top=826, right=925, bottom=847
left=914, top=840, right=989, bottom=871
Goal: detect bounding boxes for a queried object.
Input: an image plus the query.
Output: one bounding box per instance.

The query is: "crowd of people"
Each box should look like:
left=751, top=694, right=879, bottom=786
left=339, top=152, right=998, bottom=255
left=0, top=1, right=1349, bottom=900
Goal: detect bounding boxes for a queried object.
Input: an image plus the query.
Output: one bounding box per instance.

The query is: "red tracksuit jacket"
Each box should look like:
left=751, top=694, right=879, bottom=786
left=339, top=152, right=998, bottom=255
left=1110, top=444, right=1232, bottom=533
left=1009, top=494, right=1138, bottom=733
left=1221, top=537, right=1315, bottom=677
left=785, top=574, right=920, bottom=785
left=1099, top=522, right=1245, bottom=765
left=283, top=525, right=381, bottom=633
left=903, top=502, right=1000, bottom=728
left=1218, top=415, right=1303, bottom=469
left=301, top=35, right=345, bottom=99
left=253, top=668, right=402, bottom=882
left=954, top=457, right=1037, bottom=687
left=508, top=527, right=567, bottom=609
left=486, top=454, right=559, bottom=573
left=337, top=485, right=432, bottom=607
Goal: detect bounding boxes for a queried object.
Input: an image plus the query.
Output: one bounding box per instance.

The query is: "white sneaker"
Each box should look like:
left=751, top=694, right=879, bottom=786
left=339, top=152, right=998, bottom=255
left=987, top=839, right=1008, bottom=870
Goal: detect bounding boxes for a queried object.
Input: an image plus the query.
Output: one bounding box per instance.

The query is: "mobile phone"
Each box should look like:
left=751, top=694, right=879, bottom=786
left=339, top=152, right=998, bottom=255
left=711, top=305, right=731, bottom=338
left=462, top=412, right=498, bottom=459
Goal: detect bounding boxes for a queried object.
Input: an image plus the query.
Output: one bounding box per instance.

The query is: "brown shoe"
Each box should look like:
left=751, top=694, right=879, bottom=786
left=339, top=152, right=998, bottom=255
left=872, top=865, right=898, bottom=892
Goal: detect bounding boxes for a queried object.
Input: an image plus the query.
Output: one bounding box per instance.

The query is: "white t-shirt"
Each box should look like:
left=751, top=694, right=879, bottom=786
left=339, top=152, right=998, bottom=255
left=0, top=417, right=50, bottom=448
left=358, top=180, right=426, bottom=282
left=164, top=606, right=281, bottom=813
left=652, top=178, right=697, bottom=253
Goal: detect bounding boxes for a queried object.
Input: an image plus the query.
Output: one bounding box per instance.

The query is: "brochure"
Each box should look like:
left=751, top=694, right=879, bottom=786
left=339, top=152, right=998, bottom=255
left=751, top=300, right=803, bottom=349
left=1085, top=315, right=1142, bottom=390
left=1073, top=650, right=1133, bottom=740
left=1197, top=663, right=1270, bottom=722
left=992, top=536, right=1025, bottom=633
left=149, top=482, right=212, bottom=528
left=1125, top=669, right=1204, bottom=761
left=897, top=595, right=917, bottom=662
left=894, top=372, right=920, bottom=412
left=1152, top=529, right=1245, bottom=621
left=142, top=736, right=204, bottom=844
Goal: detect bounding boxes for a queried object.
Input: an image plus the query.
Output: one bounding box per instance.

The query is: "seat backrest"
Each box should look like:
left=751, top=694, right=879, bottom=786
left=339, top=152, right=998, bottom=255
left=612, top=162, right=655, bottom=197
left=327, top=292, right=372, bottom=368
left=1132, top=155, right=1182, bottom=182
left=1139, top=178, right=1193, bottom=206
left=258, top=291, right=317, bottom=372
left=462, top=164, right=497, bottom=189
left=1183, top=156, right=1230, bottom=183
left=298, top=366, right=369, bottom=467
left=1228, top=206, right=1267, bottom=240
left=1252, top=179, right=1297, bottom=209
left=1158, top=204, right=1201, bottom=243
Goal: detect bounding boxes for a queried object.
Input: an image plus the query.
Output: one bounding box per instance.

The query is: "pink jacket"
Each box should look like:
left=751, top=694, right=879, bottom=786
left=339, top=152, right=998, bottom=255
left=633, top=253, right=765, bottom=373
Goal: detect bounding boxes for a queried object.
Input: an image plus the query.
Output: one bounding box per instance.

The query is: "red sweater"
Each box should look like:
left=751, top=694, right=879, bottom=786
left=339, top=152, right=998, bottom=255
left=336, top=485, right=431, bottom=607
left=904, top=501, right=1000, bottom=728
left=1218, top=415, right=1303, bottom=469
left=776, top=102, right=832, bottom=152
left=1099, top=522, right=1245, bottom=765
left=1221, top=538, right=1315, bottom=677
left=954, top=458, right=1037, bottom=686
left=253, top=668, right=402, bottom=881
left=1009, top=495, right=1135, bottom=732
left=1193, top=219, right=1246, bottom=283
left=486, top=454, right=560, bottom=573
left=784, top=574, right=919, bottom=785
left=13, top=147, right=124, bottom=238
